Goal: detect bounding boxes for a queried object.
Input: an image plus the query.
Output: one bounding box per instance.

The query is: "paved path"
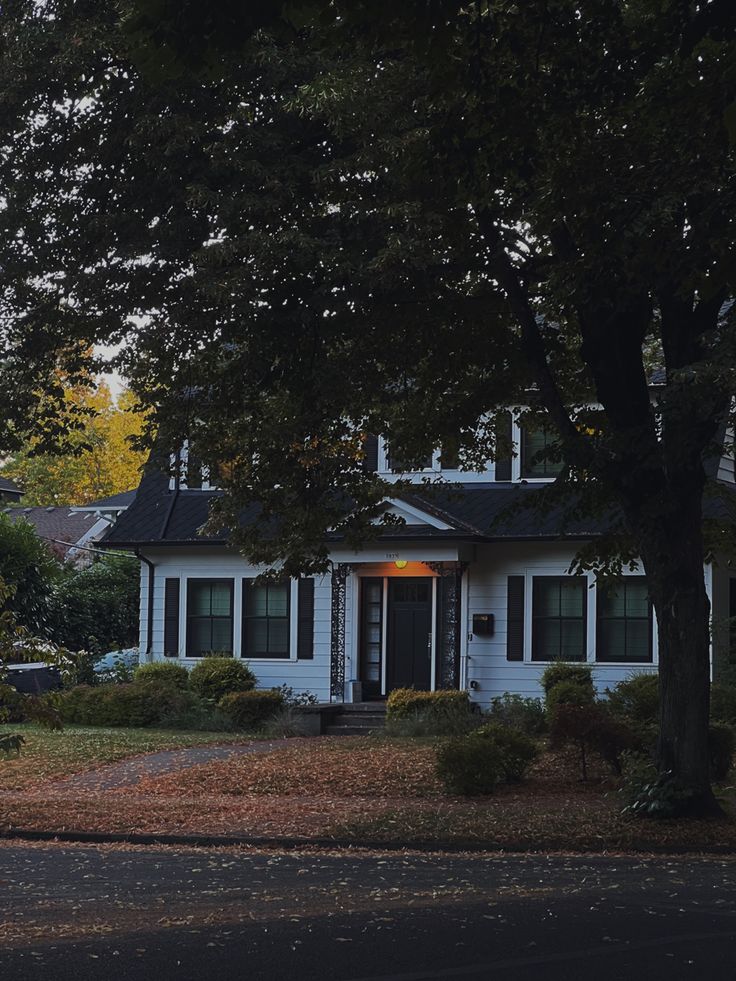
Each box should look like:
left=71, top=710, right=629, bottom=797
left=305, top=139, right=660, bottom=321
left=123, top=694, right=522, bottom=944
left=59, top=741, right=282, bottom=791
left=0, top=845, right=735, bottom=979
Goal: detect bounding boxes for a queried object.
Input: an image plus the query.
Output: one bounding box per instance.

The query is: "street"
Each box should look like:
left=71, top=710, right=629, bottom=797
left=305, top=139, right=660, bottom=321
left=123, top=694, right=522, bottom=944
left=0, top=843, right=735, bottom=979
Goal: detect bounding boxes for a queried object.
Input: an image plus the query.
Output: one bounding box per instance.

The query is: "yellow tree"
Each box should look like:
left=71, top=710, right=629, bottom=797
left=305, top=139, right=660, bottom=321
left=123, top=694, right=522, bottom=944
left=0, top=383, right=147, bottom=506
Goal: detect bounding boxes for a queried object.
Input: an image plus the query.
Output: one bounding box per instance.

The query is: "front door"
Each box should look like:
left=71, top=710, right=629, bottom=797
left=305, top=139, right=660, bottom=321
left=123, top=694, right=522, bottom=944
left=387, top=578, right=433, bottom=692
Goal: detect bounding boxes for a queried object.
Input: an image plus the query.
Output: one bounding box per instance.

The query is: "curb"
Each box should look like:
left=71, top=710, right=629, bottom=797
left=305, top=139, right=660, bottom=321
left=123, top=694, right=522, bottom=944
left=2, top=827, right=736, bottom=856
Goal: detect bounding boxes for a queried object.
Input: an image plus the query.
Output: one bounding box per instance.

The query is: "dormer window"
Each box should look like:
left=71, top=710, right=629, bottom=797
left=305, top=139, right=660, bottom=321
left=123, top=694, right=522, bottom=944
left=170, top=441, right=215, bottom=490
left=385, top=443, right=434, bottom=473
left=520, top=425, right=563, bottom=479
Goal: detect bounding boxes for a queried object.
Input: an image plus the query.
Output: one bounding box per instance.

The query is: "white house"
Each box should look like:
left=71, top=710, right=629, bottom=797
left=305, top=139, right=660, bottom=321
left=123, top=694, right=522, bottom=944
left=103, top=415, right=736, bottom=707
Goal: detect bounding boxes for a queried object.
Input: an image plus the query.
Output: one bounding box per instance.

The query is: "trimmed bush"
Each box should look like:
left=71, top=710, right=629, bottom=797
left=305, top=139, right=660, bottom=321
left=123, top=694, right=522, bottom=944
left=710, top=684, right=736, bottom=726
left=550, top=702, right=637, bottom=779
left=709, top=723, right=735, bottom=781
left=188, top=657, right=256, bottom=702
left=472, top=723, right=538, bottom=781
left=540, top=662, right=595, bottom=697
left=487, top=693, right=546, bottom=735
left=219, top=689, right=285, bottom=730
left=59, top=681, right=207, bottom=728
left=435, top=735, right=505, bottom=796
left=545, top=679, right=596, bottom=721
left=134, top=662, right=190, bottom=689
left=386, top=689, right=470, bottom=720
left=386, top=689, right=476, bottom=737
left=606, top=673, right=659, bottom=726
left=435, top=722, right=538, bottom=795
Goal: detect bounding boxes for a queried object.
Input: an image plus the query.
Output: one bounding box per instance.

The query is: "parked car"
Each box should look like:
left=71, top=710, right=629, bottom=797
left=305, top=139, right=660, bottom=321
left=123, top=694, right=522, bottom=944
left=4, top=662, right=62, bottom=694
left=93, top=648, right=139, bottom=679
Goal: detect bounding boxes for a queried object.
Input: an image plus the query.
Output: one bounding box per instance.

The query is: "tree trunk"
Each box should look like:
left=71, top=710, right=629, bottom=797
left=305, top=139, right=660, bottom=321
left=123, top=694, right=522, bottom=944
left=630, top=496, right=720, bottom=816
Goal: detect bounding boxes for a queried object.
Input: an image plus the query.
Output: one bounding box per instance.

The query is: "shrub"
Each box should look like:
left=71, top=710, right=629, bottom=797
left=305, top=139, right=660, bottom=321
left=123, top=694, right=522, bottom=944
left=435, top=723, right=538, bottom=795
left=273, top=684, right=318, bottom=707
left=134, top=661, right=190, bottom=689
left=549, top=702, right=637, bottom=779
left=545, top=679, right=596, bottom=721
left=606, top=673, right=659, bottom=726
left=540, top=662, right=595, bottom=697
left=435, top=735, right=505, bottom=795
left=59, top=681, right=209, bottom=728
left=386, top=689, right=477, bottom=736
left=387, top=688, right=471, bottom=719
left=710, top=684, right=736, bottom=726
left=219, top=689, right=285, bottom=730
left=472, top=722, right=539, bottom=781
left=620, top=753, right=692, bottom=818
left=263, top=705, right=314, bottom=738
left=188, top=657, right=256, bottom=702
left=486, top=693, right=546, bottom=735
left=709, top=723, right=735, bottom=781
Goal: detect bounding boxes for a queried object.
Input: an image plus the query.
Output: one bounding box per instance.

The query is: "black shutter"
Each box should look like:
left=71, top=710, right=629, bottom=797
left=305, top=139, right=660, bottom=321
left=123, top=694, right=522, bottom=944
left=297, top=577, right=315, bottom=659
left=495, top=411, right=513, bottom=481
left=363, top=434, right=379, bottom=472
left=163, top=578, right=180, bottom=657
left=506, top=575, right=525, bottom=661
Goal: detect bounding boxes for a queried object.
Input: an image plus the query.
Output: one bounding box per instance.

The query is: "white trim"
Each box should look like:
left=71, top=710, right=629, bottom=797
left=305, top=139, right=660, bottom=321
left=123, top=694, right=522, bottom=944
left=380, top=577, right=388, bottom=697
left=430, top=576, right=438, bottom=690
left=377, top=497, right=454, bottom=531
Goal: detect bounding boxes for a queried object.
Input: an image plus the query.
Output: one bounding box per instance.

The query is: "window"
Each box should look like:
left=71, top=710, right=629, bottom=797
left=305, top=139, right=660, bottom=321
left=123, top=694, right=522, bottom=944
left=532, top=577, right=587, bottom=662
left=186, top=579, right=233, bottom=656
left=360, top=578, right=383, bottom=689
left=596, top=578, right=652, bottom=663
left=386, top=444, right=434, bottom=472
left=242, top=580, right=290, bottom=658
left=521, top=426, right=563, bottom=478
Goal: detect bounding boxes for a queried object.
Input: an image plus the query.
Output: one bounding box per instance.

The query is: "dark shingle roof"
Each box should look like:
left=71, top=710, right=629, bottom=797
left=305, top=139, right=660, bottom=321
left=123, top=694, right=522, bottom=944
left=78, top=489, right=137, bottom=509
left=0, top=476, right=22, bottom=496
left=3, top=507, right=105, bottom=557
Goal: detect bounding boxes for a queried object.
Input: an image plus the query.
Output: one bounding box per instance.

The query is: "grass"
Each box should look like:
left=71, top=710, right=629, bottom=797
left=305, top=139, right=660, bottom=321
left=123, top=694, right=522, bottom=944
left=0, top=723, right=256, bottom=792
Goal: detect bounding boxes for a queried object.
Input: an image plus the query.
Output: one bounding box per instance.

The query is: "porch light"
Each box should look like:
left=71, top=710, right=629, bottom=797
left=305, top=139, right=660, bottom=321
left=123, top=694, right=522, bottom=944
left=394, top=560, right=408, bottom=569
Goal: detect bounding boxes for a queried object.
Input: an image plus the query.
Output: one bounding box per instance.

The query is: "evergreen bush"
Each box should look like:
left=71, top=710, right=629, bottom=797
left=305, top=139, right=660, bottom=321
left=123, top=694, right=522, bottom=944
left=219, top=689, right=285, bottom=730
left=134, top=661, right=190, bottom=689
left=188, top=657, right=256, bottom=702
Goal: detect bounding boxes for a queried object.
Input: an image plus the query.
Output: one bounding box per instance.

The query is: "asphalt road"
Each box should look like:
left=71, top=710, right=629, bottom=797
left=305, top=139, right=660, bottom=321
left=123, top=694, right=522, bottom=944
left=0, top=843, right=735, bottom=980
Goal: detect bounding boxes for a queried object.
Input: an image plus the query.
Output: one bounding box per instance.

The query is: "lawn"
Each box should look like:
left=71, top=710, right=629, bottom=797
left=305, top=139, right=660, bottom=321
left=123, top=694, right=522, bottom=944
left=2, top=731, right=736, bottom=852
left=0, top=723, right=254, bottom=792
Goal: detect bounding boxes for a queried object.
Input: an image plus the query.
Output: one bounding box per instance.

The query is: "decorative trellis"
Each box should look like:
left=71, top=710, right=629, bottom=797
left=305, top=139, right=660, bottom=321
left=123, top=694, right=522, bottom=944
left=330, top=563, right=352, bottom=701
left=428, top=561, right=467, bottom=689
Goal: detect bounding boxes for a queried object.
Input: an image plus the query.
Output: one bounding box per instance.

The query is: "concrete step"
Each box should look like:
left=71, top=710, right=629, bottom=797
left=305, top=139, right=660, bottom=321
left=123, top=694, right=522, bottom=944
left=324, top=724, right=382, bottom=737
left=330, top=716, right=385, bottom=730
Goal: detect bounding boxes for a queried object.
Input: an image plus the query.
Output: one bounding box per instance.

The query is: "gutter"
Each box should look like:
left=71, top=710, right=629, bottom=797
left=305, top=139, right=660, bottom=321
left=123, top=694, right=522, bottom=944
left=135, top=550, right=156, bottom=663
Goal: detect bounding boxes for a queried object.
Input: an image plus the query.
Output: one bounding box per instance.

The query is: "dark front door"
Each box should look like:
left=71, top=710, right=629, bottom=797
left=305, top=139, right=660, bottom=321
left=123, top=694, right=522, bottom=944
left=387, top=578, right=433, bottom=692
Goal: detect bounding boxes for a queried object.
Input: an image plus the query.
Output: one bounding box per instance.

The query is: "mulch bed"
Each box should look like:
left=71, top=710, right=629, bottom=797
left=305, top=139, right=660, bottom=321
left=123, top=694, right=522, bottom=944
left=1, top=736, right=735, bottom=852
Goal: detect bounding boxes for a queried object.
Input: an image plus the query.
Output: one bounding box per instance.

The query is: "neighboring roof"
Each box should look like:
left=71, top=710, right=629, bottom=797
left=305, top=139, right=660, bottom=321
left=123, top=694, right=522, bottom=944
left=72, top=489, right=137, bottom=510
left=3, top=506, right=108, bottom=558
left=0, top=476, right=22, bottom=497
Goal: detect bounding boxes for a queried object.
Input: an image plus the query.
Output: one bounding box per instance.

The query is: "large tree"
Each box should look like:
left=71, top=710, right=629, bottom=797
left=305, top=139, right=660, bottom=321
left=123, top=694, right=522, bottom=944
left=2, top=1, right=736, bottom=812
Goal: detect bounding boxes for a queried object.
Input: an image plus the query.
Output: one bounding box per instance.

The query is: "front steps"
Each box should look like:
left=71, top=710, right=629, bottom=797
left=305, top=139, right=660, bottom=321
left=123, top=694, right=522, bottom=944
left=323, top=702, right=387, bottom=737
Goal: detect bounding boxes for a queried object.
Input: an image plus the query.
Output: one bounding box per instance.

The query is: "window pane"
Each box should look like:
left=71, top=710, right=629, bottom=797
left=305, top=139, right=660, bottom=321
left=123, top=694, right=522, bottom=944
left=268, top=619, right=289, bottom=654
left=522, top=426, right=563, bottom=477
left=626, top=621, right=651, bottom=661
left=560, top=620, right=585, bottom=659
left=189, top=620, right=211, bottom=654
left=366, top=583, right=381, bottom=604
left=598, top=584, right=625, bottom=618
left=535, top=580, right=560, bottom=617
left=189, top=584, right=211, bottom=616
left=247, top=584, right=268, bottom=617
left=368, top=624, right=381, bottom=644
left=559, top=581, right=584, bottom=616
left=535, top=621, right=561, bottom=660
left=246, top=620, right=268, bottom=653
left=598, top=620, right=626, bottom=660
left=267, top=585, right=288, bottom=617
left=211, top=619, right=232, bottom=652
left=210, top=583, right=232, bottom=616
left=625, top=582, right=649, bottom=618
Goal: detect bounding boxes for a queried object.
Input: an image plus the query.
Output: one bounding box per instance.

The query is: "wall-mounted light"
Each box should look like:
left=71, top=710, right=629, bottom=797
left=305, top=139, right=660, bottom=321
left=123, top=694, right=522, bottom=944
left=394, top=560, right=408, bottom=569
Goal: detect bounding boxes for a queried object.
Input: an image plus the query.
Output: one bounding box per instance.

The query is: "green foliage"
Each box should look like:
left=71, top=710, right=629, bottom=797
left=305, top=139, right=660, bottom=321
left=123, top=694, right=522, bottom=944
left=545, top=679, right=596, bottom=721
left=606, top=674, right=659, bottom=727
left=386, top=689, right=476, bottom=736
left=219, top=689, right=285, bottom=730
left=58, top=681, right=207, bottom=728
left=273, top=684, right=318, bottom=707
left=620, top=754, right=693, bottom=819
left=188, top=657, right=256, bottom=702
left=550, top=703, right=638, bottom=779
left=541, top=663, right=595, bottom=698
left=486, top=693, right=546, bottom=736
left=436, top=722, right=538, bottom=796
left=709, top=723, right=735, bottom=782
left=134, top=661, right=190, bottom=689
left=0, top=513, right=60, bottom=635
left=48, top=558, right=140, bottom=656
left=710, top=684, right=736, bottom=727
left=472, top=723, right=539, bottom=782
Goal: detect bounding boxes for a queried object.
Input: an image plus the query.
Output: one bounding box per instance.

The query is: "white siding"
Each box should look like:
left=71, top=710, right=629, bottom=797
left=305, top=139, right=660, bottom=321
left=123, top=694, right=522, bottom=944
left=139, top=549, right=332, bottom=702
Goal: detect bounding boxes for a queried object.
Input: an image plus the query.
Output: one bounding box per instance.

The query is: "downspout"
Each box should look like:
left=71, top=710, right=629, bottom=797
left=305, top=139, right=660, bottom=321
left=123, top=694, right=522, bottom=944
left=136, top=550, right=156, bottom=664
